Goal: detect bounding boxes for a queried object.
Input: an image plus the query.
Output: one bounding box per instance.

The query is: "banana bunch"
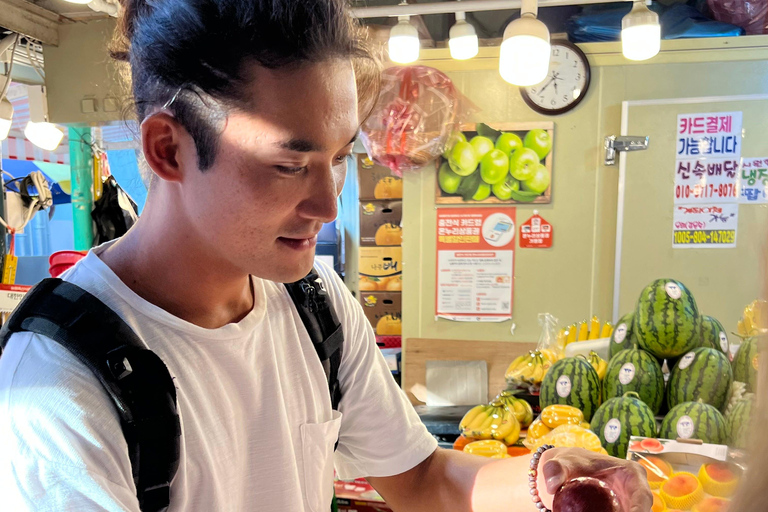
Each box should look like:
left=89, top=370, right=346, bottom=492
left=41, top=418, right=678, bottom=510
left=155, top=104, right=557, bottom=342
left=562, top=316, right=614, bottom=345
left=496, top=391, right=534, bottom=428
left=505, top=350, right=553, bottom=385
left=587, top=350, right=608, bottom=380
left=459, top=401, right=521, bottom=444
left=737, top=299, right=768, bottom=338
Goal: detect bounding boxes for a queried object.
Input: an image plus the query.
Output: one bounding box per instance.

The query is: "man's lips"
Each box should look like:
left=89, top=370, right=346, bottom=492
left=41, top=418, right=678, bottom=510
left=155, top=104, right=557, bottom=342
left=277, top=235, right=318, bottom=250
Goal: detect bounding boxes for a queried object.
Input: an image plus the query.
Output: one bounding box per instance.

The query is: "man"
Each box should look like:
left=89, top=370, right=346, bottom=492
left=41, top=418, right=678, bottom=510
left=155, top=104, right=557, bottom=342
left=0, top=1, right=650, bottom=510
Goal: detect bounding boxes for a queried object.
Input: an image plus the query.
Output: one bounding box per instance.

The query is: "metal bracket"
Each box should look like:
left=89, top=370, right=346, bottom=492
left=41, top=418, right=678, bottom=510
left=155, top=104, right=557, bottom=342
left=604, top=135, right=650, bottom=166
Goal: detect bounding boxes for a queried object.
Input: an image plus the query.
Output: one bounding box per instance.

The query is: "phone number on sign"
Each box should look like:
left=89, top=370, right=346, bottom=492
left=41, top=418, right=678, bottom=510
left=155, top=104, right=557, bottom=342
left=675, top=183, right=738, bottom=200
left=673, top=229, right=736, bottom=245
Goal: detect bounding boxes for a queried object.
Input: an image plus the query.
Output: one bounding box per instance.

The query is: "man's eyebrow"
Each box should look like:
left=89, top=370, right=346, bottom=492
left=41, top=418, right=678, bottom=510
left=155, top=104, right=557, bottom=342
left=348, top=129, right=360, bottom=146
left=278, top=138, right=322, bottom=153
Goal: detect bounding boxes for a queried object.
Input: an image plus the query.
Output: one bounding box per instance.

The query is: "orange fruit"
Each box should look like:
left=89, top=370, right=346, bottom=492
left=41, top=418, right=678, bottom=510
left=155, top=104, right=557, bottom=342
left=383, top=274, right=402, bottom=291
left=699, top=463, right=740, bottom=498
left=652, top=491, right=666, bottom=512
left=359, top=276, right=380, bottom=291
left=374, top=177, right=403, bottom=199
left=660, top=473, right=703, bottom=510
left=376, top=314, right=401, bottom=335
left=639, top=456, right=673, bottom=489
left=691, top=497, right=730, bottom=512
left=374, top=223, right=402, bottom=246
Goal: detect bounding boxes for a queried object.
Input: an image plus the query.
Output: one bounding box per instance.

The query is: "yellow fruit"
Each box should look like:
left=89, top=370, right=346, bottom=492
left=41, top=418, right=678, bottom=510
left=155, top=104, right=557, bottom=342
left=524, top=424, right=602, bottom=452
left=588, top=316, right=601, bottom=340
left=579, top=422, right=591, bottom=430
left=463, top=440, right=508, bottom=458
left=382, top=275, right=402, bottom=291
left=460, top=405, right=488, bottom=432
left=373, top=177, right=403, bottom=199
left=374, top=223, right=403, bottom=246
left=587, top=351, right=608, bottom=380
left=527, top=418, right=551, bottom=440
left=505, top=350, right=551, bottom=384
left=566, top=324, right=577, bottom=345
left=577, top=321, right=589, bottom=342
left=496, top=391, right=534, bottom=428
left=359, top=276, right=380, bottom=291
left=375, top=314, right=401, bottom=335
left=540, top=404, right=584, bottom=429
left=600, top=322, right=613, bottom=339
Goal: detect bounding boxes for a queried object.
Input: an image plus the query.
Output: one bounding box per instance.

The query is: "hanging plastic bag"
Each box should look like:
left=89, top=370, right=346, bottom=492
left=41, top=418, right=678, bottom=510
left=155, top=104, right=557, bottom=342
left=708, top=0, right=768, bottom=34
left=91, top=176, right=138, bottom=245
left=536, top=312, right=562, bottom=361
left=361, top=65, right=474, bottom=176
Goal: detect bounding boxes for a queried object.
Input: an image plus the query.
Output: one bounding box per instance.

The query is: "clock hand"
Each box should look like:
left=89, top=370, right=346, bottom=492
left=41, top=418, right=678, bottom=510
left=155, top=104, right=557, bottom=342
left=539, top=76, right=556, bottom=94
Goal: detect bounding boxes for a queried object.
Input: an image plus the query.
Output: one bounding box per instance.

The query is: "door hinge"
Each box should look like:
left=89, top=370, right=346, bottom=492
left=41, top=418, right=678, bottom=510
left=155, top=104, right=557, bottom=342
left=604, top=135, right=650, bottom=166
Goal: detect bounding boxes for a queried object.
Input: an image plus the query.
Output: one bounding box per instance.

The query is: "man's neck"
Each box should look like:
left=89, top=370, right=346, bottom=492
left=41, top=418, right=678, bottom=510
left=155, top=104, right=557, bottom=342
left=99, top=216, right=255, bottom=330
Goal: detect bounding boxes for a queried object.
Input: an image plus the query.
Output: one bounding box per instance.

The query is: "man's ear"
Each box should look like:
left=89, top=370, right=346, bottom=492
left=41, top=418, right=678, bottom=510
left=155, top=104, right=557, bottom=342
left=141, top=113, right=190, bottom=183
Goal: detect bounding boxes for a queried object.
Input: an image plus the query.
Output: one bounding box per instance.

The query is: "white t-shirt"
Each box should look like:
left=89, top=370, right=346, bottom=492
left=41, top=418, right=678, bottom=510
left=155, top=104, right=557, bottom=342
left=0, top=244, right=436, bottom=511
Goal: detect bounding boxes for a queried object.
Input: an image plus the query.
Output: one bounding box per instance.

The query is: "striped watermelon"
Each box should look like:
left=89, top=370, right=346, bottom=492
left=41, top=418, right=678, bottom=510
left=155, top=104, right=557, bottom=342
left=540, top=357, right=602, bottom=421
left=733, top=337, right=759, bottom=392
left=635, top=279, right=701, bottom=359
left=609, top=312, right=637, bottom=360
left=699, top=315, right=729, bottom=355
left=726, top=394, right=754, bottom=449
left=590, top=392, right=657, bottom=459
left=659, top=401, right=727, bottom=444
left=667, top=347, right=733, bottom=412
left=603, top=347, right=664, bottom=414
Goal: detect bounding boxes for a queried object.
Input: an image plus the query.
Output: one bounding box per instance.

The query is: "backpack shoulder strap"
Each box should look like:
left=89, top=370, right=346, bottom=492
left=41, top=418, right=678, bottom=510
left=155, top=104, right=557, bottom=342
left=0, top=278, right=180, bottom=512
left=284, top=268, right=344, bottom=412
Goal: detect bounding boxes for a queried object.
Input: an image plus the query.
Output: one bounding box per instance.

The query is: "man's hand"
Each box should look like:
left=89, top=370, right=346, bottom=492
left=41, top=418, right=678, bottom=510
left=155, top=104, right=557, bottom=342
left=538, top=448, right=653, bottom=512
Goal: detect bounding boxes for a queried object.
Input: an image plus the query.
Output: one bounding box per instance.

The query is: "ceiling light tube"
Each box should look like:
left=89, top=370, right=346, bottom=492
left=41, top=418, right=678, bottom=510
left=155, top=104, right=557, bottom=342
left=621, top=0, right=660, bottom=61
left=499, top=0, right=551, bottom=86
left=388, top=15, right=420, bottom=64
left=449, top=12, right=479, bottom=60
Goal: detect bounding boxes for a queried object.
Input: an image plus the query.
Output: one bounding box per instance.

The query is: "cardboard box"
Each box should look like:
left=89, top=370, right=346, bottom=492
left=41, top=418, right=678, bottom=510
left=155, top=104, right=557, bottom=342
left=359, top=200, right=402, bottom=247
left=360, top=292, right=401, bottom=335
left=359, top=247, right=402, bottom=292
left=358, top=155, right=403, bottom=200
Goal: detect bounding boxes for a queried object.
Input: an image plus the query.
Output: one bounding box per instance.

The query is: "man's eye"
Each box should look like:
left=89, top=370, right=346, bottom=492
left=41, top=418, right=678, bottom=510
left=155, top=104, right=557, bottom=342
left=275, top=165, right=306, bottom=175
left=334, top=154, right=352, bottom=165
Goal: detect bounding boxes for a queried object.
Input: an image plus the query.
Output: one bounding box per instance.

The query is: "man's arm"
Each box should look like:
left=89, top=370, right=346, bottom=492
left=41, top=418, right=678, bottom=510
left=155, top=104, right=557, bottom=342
left=368, top=447, right=653, bottom=512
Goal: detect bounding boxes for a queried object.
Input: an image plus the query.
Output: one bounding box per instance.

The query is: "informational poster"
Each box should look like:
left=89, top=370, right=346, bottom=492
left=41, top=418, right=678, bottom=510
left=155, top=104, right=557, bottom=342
left=739, top=157, right=768, bottom=204
left=674, top=112, right=742, bottom=248
left=672, top=204, right=738, bottom=249
left=436, top=207, right=516, bottom=322
left=519, top=211, right=553, bottom=248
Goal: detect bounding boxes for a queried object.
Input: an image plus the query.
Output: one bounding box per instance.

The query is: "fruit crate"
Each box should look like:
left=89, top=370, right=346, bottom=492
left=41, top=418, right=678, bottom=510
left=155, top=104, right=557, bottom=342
left=565, top=337, right=610, bottom=361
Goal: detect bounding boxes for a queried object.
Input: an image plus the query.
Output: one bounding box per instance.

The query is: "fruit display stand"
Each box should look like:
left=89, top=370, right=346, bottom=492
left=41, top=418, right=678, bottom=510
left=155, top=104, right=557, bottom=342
left=628, top=437, right=744, bottom=512
left=334, top=477, right=392, bottom=512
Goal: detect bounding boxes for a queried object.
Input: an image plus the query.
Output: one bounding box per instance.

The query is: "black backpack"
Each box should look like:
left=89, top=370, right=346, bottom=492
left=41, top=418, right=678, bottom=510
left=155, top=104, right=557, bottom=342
left=0, top=268, right=344, bottom=512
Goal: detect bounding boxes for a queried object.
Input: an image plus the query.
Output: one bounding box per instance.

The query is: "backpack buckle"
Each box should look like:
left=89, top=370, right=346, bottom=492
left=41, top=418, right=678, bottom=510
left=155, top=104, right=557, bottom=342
left=106, top=346, right=134, bottom=380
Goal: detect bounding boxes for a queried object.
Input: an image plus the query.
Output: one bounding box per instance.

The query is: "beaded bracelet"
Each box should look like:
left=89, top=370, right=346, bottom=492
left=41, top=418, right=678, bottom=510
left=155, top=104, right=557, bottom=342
left=529, top=444, right=555, bottom=512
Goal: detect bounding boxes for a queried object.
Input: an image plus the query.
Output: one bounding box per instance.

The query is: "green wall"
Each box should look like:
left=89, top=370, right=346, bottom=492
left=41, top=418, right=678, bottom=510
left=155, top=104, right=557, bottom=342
left=402, top=37, right=768, bottom=344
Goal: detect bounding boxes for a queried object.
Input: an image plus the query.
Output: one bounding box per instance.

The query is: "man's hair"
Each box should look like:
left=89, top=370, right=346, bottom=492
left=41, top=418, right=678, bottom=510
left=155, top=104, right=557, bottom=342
left=111, top=0, right=378, bottom=170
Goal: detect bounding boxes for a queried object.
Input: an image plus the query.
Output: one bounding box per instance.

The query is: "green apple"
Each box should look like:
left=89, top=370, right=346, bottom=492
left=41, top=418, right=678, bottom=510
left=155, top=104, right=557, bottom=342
left=523, top=129, right=552, bottom=160
left=479, top=149, right=509, bottom=185
left=438, top=162, right=463, bottom=194
left=509, top=147, right=540, bottom=181
left=495, top=132, right=523, bottom=158
left=492, top=175, right=521, bottom=200
left=521, top=163, right=550, bottom=194
left=449, top=141, right=479, bottom=176
left=469, top=136, right=495, bottom=160
left=442, top=131, right=467, bottom=159
left=472, top=182, right=491, bottom=201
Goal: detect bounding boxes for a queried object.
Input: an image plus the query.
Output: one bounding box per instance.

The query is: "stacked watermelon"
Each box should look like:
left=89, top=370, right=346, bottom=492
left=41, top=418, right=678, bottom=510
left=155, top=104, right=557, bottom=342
left=635, top=279, right=701, bottom=359
left=609, top=312, right=637, bottom=359
left=590, top=392, right=657, bottom=459
left=659, top=401, right=727, bottom=445
left=732, top=337, right=758, bottom=393
left=726, top=394, right=754, bottom=449
left=540, top=357, right=602, bottom=421
left=603, top=347, right=664, bottom=414
left=667, top=347, right=733, bottom=412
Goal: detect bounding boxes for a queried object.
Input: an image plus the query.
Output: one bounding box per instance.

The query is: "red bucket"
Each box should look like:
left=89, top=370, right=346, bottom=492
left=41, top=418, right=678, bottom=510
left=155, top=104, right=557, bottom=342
left=49, top=250, right=86, bottom=278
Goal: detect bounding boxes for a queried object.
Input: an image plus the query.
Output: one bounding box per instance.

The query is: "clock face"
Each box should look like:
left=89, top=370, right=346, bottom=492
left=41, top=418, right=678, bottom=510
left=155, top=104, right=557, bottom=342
left=521, top=41, right=591, bottom=115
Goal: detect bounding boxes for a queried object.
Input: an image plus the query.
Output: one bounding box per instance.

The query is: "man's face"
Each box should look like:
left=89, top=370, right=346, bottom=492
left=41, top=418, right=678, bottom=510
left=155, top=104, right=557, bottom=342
left=178, top=59, right=359, bottom=283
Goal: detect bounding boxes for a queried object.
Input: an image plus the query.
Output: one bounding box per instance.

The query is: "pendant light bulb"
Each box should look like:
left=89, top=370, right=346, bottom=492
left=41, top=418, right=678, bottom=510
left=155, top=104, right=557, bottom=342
left=621, top=0, right=660, bottom=61
left=388, top=16, right=420, bottom=64
left=449, top=12, right=479, bottom=60
left=499, top=0, right=550, bottom=86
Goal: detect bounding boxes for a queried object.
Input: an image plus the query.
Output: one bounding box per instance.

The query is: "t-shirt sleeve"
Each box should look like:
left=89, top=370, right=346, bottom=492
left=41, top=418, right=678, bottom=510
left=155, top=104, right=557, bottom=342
left=0, top=332, right=141, bottom=512
left=315, top=263, right=438, bottom=480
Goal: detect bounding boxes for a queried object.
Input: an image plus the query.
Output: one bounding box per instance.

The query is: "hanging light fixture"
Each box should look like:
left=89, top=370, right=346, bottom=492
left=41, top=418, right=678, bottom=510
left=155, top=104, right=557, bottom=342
left=0, top=98, right=13, bottom=141
left=388, top=15, right=420, bottom=64
left=25, top=85, right=63, bottom=151
left=621, top=0, right=660, bottom=61
left=499, top=0, right=550, bottom=86
left=449, top=12, right=478, bottom=60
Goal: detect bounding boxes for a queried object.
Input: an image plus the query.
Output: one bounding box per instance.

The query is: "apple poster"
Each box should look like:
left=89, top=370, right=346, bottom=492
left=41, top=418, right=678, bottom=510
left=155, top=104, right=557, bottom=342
left=436, top=122, right=553, bottom=205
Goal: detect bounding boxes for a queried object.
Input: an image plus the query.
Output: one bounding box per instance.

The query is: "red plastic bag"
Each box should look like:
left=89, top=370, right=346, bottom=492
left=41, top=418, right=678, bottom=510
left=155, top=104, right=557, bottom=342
left=361, top=66, right=472, bottom=176
left=708, top=0, right=768, bottom=34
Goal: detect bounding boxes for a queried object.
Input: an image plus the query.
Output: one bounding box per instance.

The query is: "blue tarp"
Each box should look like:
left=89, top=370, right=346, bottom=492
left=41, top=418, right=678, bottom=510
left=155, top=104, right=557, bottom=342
left=1, top=159, right=72, bottom=205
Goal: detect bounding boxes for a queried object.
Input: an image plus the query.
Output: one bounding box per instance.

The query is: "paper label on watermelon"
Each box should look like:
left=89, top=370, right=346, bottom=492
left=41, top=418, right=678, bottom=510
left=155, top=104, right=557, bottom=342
left=619, top=363, right=636, bottom=385
left=665, top=282, right=682, bottom=300
left=556, top=375, right=572, bottom=398
left=676, top=416, right=695, bottom=439
left=678, top=352, right=696, bottom=370
left=604, top=419, right=622, bottom=443
left=614, top=324, right=627, bottom=343
left=719, top=332, right=728, bottom=353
